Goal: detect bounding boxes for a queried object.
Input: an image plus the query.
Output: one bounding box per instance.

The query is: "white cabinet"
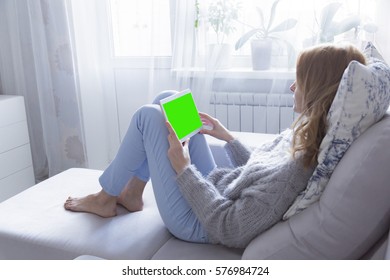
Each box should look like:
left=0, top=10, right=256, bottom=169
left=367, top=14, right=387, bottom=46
left=0, top=95, right=35, bottom=202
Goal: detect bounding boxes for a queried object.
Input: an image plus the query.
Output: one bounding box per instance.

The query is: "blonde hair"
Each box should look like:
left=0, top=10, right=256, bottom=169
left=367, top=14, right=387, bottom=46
left=291, top=44, right=366, bottom=168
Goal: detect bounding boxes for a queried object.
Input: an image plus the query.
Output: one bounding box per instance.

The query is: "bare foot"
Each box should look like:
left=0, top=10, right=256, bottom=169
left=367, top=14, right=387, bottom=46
left=117, top=177, right=146, bottom=212
left=64, top=191, right=117, bottom=218
left=117, top=191, right=144, bottom=212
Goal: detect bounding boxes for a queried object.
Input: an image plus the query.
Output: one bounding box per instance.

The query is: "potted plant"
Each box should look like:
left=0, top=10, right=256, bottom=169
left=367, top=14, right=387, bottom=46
left=303, top=2, right=378, bottom=46
left=197, top=0, right=241, bottom=69
left=235, top=0, right=297, bottom=70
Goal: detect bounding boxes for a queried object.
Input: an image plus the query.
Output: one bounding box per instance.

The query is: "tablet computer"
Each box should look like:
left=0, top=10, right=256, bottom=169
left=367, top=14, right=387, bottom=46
left=160, top=89, right=202, bottom=142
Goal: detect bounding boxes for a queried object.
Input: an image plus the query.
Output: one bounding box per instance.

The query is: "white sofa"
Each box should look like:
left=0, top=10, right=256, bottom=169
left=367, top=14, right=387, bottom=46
left=0, top=114, right=389, bottom=260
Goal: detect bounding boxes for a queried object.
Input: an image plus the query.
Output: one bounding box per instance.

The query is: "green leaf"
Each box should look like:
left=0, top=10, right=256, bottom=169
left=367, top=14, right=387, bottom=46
left=319, top=2, right=342, bottom=32
left=269, top=18, right=297, bottom=34
left=256, top=7, right=265, bottom=29
left=267, top=0, right=281, bottom=31
left=333, top=15, right=360, bottom=35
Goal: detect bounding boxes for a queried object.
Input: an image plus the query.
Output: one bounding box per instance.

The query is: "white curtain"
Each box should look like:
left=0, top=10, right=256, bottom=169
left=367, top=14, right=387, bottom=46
left=0, top=0, right=88, bottom=181
left=171, top=0, right=215, bottom=113
left=0, top=0, right=121, bottom=179
left=68, top=0, right=120, bottom=171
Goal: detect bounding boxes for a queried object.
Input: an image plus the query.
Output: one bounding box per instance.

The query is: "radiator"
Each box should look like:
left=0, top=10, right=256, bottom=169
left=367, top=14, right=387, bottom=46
left=210, top=92, right=296, bottom=134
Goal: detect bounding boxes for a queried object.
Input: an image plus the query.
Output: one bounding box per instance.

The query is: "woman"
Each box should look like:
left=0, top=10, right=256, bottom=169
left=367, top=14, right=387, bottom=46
left=65, top=44, right=366, bottom=248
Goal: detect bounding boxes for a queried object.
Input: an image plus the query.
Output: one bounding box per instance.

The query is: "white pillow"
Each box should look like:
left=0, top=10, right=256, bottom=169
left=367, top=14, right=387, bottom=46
left=283, top=42, right=390, bottom=219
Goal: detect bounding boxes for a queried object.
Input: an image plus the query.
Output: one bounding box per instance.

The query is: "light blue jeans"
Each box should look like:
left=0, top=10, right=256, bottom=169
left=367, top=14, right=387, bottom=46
left=99, top=90, right=217, bottom=243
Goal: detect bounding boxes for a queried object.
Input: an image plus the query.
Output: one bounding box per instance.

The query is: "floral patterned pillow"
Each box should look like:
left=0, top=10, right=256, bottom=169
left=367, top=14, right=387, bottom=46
left=283, top=42, right=390, bottom=219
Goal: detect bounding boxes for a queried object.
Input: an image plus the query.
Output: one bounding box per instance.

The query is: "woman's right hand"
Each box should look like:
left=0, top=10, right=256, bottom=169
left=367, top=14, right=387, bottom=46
left=199, top=112, right=235, bottom=143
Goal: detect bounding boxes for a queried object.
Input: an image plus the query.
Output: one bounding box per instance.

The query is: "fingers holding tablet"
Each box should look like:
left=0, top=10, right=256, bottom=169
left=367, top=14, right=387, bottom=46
left=165, top=121, right=191, bottom=174
left=199, top=112, right=234, bottom=143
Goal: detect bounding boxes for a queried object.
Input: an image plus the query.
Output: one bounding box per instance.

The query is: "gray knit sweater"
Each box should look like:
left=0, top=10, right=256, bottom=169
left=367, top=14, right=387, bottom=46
left=176, top=130, right=315, bottom=248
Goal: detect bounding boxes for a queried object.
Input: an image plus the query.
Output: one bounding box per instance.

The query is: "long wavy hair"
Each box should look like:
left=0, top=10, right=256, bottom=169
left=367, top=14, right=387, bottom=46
left=291, top=44, right=366, bottom=168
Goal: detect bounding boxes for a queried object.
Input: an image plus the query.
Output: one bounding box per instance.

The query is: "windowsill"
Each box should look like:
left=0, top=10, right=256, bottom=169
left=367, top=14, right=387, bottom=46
left=171, top=67, right=296, bottom=80
left=110, top=56, right=296, bottom=80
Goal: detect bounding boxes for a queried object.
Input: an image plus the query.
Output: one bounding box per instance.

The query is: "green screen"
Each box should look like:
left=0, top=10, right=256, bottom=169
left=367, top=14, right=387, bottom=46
left=161, top=92, right=202, bottom=140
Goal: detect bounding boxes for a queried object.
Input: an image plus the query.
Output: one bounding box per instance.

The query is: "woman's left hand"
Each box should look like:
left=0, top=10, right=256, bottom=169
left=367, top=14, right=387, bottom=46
left=166, top=122, right=190, bottom=175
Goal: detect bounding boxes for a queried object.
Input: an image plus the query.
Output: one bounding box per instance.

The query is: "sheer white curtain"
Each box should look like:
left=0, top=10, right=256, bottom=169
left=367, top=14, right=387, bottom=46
left=0, top=0, right=88, bottom=181
left=68, top=0, right=120, bottom=171
left=170, top=0, right=247, bottom=113
left=0, top=0, right=117, bottom=181
left=171, top=0, right=380, bottom=65
left=171, top=0, right=228, bottom=114
left=170, top=0, right=380, bottom=115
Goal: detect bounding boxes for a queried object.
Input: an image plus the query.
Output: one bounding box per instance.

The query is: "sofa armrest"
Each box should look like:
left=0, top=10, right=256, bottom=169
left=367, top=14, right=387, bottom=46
left=205, top=132, right=278, bottom=168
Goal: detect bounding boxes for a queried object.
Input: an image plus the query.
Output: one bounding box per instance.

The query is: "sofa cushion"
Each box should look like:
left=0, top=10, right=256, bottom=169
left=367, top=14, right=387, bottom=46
left=0, top=168, right=171, bottom=259
left=152, top=237, right=243, bottom=260
left=284, top=42, right=390, bottom=219
left=243, top=113, right=390, bottom=259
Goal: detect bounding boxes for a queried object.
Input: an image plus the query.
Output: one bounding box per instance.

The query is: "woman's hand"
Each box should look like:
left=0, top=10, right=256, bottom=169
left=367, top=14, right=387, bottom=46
left=166, top=122, right=190, bottom=175
left=199, top=112, right=235, bottom=143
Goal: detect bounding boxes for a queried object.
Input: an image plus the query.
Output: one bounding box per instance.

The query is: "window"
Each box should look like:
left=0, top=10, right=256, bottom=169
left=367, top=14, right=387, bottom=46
left=108, top=0, right=378, bottom=68
left=109, top=0, right=172, bottom=57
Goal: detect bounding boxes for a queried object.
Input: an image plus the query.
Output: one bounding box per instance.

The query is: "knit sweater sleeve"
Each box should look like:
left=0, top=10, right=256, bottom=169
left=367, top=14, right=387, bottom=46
left=176, top=160, right=313, bottom=248
left=224, top=139, right=252, bottom=167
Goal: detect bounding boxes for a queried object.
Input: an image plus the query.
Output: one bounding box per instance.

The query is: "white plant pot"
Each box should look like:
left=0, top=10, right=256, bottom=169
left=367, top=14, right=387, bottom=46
left=206, top=43, right=232, bottom=70
left=250, top=39, right=273, bottom=70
